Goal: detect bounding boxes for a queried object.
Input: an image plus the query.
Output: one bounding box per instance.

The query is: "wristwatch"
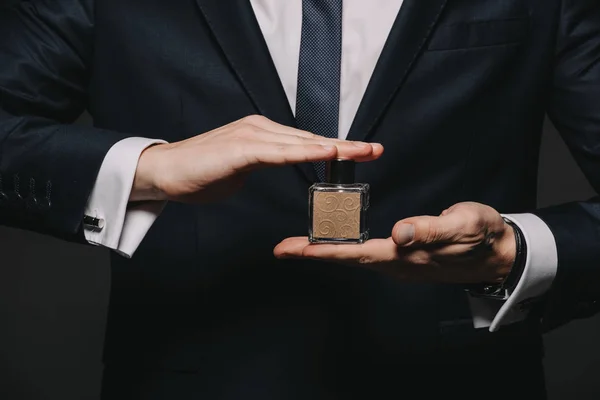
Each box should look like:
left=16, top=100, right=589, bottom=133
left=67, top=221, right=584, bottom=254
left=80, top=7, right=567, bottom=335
left=466, top=217, right=527, bottom=300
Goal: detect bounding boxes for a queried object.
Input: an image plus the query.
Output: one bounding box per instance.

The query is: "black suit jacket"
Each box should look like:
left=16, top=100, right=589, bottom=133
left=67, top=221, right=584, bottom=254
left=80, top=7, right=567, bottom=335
left=1, top=0, right=600, bottom=398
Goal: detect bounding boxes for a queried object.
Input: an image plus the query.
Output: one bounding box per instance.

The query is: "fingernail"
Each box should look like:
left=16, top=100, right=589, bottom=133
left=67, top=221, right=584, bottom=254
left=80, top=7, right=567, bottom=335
left=395, top=224, right=415, bottom=244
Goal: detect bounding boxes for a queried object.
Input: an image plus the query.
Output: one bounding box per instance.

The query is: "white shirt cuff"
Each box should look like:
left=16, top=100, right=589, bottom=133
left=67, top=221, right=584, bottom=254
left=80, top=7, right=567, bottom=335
left=467, top=213, right=558, bottom=332
left=83, top=137, right=167, bottom=258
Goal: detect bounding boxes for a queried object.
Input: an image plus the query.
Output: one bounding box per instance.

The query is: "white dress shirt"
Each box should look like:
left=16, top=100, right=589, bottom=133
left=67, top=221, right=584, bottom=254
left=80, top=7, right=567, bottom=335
left=84, top=0, right=557, bottom=332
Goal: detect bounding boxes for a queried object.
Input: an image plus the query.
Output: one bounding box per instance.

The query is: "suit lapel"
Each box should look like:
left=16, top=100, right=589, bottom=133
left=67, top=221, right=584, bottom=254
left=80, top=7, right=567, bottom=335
left=346, top=0, right=449, bottom=143
left=195, top=0, right=294, bottom=125
left=195, top=0, right=318, bottom=182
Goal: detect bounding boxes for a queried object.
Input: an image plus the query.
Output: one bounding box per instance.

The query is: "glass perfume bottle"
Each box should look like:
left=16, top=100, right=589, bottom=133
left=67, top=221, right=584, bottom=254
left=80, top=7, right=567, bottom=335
left=308, top=159, right=369, bottom=244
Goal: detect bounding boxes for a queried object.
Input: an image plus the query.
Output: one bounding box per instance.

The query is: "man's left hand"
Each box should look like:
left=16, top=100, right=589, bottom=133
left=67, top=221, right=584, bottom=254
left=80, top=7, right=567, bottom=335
left=274, top=202, right=516, bottom=284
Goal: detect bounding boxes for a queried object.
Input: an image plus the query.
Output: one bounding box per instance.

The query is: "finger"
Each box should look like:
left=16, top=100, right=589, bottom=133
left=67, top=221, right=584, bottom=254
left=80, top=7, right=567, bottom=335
left=247, top=129, right=383, bottom=162
left=243, top=142, right=339, bottom=167
left=424, top=243, right=481, bottom=260
left=392, top=215, right=464, bottom=247
left=241, top=116, right=384, bottom=161
left=394, top=244, right=477, bottom=267
left=242, top=115, right=334, bottom=140
left=248, top=129, right=374, bottom=154
left=243, top=141, right=380, bottom=167
left=393, top=248, right=464, bottom=282
left=246, top=128, right=341, bottom=145
left=273, top=237, right=311, bottom=258
left=303, top=239, right=397, bottom=264
left=275, top=237, right=399, bottom=265
left=355, top=142, right=384, bottom=161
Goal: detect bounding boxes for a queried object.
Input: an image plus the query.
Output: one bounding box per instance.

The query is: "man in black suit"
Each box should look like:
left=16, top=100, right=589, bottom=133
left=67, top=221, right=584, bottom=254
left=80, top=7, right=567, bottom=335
left=2, top=0, right=600, bottom=398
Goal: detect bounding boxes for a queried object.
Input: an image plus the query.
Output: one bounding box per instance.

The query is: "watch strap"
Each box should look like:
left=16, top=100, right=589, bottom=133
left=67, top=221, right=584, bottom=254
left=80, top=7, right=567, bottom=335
left=466, top=217, right=528, bottom=300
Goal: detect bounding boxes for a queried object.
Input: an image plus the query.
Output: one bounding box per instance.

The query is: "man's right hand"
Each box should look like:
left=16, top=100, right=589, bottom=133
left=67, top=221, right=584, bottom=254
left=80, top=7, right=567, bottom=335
left=131, top=115, right=384, bottom=203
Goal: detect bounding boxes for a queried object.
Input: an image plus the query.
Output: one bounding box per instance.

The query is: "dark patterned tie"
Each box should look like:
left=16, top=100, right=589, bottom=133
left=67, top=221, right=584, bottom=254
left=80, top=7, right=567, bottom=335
left=295, top=0, right=343, bottom=181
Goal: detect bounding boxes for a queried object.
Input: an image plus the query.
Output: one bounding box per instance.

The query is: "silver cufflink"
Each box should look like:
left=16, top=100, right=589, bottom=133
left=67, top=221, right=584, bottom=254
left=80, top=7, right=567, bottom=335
left=83, top=215, right=105, bottom=231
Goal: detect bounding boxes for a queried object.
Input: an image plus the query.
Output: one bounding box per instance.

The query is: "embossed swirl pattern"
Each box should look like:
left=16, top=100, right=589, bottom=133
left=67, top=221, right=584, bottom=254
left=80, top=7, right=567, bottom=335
left=313, top=192, right=361, bottom=239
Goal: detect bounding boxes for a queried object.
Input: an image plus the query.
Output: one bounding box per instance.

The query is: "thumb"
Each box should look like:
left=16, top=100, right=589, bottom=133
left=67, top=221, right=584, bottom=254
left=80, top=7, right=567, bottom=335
left=392, top=215, right=460, bottom=246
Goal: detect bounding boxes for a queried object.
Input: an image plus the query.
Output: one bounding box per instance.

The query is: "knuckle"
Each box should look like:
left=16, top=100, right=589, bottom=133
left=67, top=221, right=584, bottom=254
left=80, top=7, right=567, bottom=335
left=242, top=114, right=266, bottom=125
left=358, top=256, right=373, bottom=265
left=423, top=221, right=438, bottom=244
left=465, top=212, right=485, bottom=232
left=235, top=125, right=260, bottom=139
left=408, top=251, right=430, bottom=266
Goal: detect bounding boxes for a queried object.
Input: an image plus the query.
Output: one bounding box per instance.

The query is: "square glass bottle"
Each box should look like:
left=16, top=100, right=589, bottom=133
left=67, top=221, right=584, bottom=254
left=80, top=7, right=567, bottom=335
left=308, top=159, right=369, bottom=244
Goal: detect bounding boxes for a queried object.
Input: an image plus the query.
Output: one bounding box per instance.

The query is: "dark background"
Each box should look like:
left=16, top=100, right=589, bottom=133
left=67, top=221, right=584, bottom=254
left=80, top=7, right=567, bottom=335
left=1, top=0, right=600, bottom=398
left=1, top=115, right=600, bottom=400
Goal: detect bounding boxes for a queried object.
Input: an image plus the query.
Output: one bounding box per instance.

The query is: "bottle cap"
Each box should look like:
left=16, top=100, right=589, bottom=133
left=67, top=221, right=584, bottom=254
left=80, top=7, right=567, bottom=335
left=326, top=159, right=355, bottom=184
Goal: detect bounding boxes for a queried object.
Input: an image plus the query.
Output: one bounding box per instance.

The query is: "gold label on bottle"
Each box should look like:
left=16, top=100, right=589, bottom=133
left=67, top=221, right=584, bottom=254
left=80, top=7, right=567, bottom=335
left=312, top=191, right=361, bottom=239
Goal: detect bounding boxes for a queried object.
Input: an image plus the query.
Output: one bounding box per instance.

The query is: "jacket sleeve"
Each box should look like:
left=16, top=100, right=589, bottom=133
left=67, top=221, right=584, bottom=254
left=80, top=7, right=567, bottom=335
left=0, top=1, right=133, bottom=241
left=531, top=0, right=600, bottom=330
